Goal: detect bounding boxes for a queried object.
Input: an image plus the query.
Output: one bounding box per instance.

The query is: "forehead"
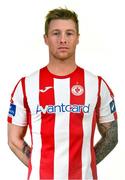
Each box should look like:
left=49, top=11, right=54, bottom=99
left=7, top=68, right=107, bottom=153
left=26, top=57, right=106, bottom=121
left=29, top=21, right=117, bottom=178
left=48, top=19, right=76, bottom=32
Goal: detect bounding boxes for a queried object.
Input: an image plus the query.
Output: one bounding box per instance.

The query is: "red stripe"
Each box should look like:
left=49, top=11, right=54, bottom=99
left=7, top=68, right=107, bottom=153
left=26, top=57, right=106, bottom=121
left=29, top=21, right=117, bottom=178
left=21, top=77, right=30, bottom=111
left=39, top=67, right=55, bottom=179
left=114, top=111, right=117, bottom=121
left=27, top=113, right=32, bottom=180
left=96, top=76, right=101, bottom=122
left=21, top=77, right=27, bottom=109
left=21, top=78, right=32, bottom=179
left=90, top=111, right=97, bottom=179
left=68, top=67, right=84, bottom=179
left=8, top=116, right=12, bottom=123
left=89, top=76, right=101, bottom=179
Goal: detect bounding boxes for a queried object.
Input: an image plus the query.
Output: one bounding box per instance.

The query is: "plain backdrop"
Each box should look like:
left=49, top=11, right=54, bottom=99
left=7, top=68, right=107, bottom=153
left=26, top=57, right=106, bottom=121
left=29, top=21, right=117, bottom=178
left=0, top=0, right=125, bottom=179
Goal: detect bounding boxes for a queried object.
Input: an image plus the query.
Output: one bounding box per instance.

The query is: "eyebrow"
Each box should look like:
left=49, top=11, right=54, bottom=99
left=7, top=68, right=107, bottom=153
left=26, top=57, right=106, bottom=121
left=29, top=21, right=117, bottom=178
left=50, top=29, right=76, bottom=33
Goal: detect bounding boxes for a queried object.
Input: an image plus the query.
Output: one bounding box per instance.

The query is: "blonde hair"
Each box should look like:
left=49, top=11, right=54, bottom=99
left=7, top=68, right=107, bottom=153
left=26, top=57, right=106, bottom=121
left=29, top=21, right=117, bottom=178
left=45, top=7, right=79, bottom=35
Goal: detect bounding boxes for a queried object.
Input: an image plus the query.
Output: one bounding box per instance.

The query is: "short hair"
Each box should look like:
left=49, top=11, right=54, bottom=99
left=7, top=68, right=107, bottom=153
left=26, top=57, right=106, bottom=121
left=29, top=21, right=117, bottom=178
left=45, top=7, right=79, bottom=35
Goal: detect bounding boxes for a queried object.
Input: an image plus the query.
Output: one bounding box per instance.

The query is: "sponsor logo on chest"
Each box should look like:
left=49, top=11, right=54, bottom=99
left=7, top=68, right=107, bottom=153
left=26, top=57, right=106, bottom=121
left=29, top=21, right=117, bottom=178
left=36, top=103, right=90, bottom=114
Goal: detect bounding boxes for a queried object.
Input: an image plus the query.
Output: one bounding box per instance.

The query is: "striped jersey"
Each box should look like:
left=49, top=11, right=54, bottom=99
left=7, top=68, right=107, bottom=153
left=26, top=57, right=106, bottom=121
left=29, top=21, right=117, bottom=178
left=8, top=66, right=117, bottom=180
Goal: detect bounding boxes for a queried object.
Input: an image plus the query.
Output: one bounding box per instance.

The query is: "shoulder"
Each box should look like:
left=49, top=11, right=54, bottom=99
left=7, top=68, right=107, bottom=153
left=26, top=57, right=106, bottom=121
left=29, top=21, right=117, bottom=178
left=25, top=70, right=39, bottom=81
left=25, top=66, right=46, bottom=82
left=85, top=69, right=98, bottom=79
left=79, top=66, right=98, bottom=81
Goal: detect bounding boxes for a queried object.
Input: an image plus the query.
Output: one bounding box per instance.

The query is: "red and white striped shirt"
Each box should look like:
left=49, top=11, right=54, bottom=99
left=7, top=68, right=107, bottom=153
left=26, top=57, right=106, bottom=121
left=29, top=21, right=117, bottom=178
left=8, top=66, right=117, bottom=180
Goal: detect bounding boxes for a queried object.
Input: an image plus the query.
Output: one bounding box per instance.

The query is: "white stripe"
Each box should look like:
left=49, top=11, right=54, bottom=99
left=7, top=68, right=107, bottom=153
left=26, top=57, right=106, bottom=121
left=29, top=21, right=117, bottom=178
left=54, top=78, right=70, bottom=180
left=25, top=71, right=41, bottom=180
left=99, top=80, right=115, bottom=123
left=12, top=81, right=27, bottom=126
left=82, top=71, right=98, bottom=179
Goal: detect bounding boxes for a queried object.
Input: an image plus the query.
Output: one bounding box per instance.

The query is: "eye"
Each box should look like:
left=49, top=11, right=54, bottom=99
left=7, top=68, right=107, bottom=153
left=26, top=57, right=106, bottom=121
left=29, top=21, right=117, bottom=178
left=52, top=31, right=60, bottom=36
left=66, top=32, right=74, bottom=36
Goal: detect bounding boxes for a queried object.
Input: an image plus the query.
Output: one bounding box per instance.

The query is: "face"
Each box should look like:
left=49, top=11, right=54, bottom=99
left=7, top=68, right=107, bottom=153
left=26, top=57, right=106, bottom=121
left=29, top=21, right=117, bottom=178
left=44, top=19, right=79, bottom=61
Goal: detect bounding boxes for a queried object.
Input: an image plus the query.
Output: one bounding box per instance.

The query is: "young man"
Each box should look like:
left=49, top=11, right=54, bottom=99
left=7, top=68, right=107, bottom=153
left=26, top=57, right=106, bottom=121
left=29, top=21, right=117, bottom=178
left=7, top=8, right=118, bottom=180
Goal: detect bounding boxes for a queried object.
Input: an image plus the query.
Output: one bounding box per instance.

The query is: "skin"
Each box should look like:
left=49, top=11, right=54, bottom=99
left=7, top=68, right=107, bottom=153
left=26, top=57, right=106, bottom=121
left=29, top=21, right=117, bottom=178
left=44, top=19, right=79, bottom=76
left=8, top=19, right=118, bottom=167
left=8, top=123, right=31, bottom=167
left=95, top=120, right=118, bottom=164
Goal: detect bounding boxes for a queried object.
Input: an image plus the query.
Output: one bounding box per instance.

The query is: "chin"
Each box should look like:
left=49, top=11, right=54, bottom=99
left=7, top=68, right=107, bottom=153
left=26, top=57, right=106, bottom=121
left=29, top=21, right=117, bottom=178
left=56, top=53, right=73, bottom=61
left=58, top=57, right=70, bottom=61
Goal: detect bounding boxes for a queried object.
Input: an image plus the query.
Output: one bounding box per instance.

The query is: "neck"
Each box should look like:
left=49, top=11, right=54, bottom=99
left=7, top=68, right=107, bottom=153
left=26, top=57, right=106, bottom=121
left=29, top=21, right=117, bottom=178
left=47, top=57, right=77, bottom=76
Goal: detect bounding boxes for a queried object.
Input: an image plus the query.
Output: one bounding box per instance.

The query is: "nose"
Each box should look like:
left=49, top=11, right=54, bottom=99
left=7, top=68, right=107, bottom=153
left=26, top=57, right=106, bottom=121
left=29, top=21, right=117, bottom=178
left=60, top=34, right=67, bottom=44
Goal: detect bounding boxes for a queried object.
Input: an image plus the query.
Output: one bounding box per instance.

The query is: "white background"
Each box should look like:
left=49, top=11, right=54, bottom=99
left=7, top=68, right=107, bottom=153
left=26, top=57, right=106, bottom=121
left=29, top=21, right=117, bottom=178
left=0, top=0, right=125, bottom=179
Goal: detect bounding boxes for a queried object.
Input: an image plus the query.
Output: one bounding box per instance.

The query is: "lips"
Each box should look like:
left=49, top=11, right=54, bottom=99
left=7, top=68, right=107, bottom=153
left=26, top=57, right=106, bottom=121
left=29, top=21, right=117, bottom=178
left=58, top=47, right=69, bottom=49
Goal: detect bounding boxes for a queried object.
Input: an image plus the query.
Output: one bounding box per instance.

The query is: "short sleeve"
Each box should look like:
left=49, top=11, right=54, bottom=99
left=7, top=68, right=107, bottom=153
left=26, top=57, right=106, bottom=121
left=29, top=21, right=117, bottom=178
left=96, top=76, right=117, bottom=124
left=7, top=77, right=28, bottom=126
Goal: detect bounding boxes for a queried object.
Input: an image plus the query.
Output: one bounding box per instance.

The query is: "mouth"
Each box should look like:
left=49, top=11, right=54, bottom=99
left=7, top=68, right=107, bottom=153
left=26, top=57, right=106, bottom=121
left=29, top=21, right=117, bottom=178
left=58, top=47, right=69, bottom=50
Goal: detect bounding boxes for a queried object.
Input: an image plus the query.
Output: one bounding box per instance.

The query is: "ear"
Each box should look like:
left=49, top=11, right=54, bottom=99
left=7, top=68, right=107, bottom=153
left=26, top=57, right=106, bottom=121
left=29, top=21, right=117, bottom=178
left=43, top=34, right=48, bottom=45
left=77, top=34, right=80, bottom=44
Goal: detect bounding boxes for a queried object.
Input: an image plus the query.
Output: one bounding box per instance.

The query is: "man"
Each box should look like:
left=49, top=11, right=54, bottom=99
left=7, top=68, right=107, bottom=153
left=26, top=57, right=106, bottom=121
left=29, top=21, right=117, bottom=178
left=7, top=8, right=118, bottom=180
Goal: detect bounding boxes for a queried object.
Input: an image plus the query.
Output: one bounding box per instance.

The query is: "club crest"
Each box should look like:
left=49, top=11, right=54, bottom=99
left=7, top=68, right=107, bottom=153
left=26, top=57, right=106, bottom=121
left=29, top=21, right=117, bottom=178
left=71, top=85, right=84, bottom=96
